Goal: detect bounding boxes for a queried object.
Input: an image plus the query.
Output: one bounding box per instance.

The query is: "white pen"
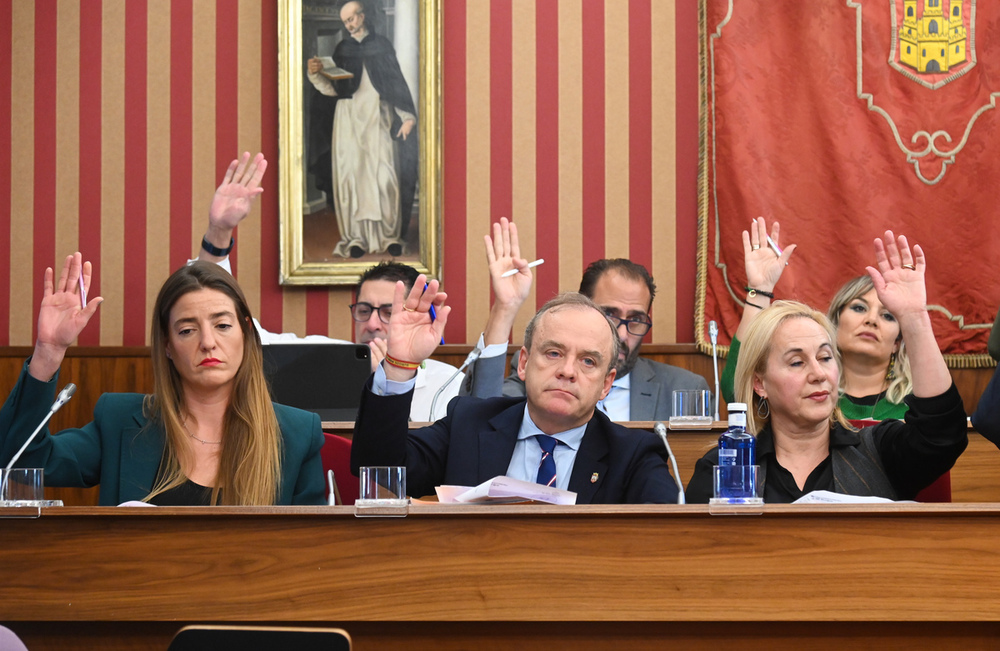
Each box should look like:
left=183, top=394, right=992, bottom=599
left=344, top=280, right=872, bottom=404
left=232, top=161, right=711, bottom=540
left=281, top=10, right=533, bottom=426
left=501, top=258, right=545, bottom=278
left=766, top=235, right=783, bottom=257
left=78, top=273, right=87, bottom=309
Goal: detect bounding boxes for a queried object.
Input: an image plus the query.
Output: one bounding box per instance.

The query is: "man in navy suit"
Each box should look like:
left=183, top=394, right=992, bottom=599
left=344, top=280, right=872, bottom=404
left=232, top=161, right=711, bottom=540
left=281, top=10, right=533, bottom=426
left=350, top=281, right=678, bottom=504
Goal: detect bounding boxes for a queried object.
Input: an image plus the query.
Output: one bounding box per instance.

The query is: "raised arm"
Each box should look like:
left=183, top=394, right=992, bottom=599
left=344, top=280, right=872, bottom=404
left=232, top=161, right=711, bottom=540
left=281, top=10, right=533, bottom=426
left=199, top=152, right=267, bottom=263
left=382, top=275, right=450, bottom=383
left=735, top=217, right=796, bottom=340
left=866, top=230, right=951, bottom=398
left=29, top=253, right=103, bottom=382
left=721, top=218, right=796, bottom=401
left=482, top=218, right=532, bottom=346
left=461, top=218, right=533, bottom=399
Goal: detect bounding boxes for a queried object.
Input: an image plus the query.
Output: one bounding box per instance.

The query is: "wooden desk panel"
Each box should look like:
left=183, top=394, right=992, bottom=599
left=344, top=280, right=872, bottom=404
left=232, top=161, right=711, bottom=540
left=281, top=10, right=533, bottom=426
left=7, top=504, right=1000, bottom=622
left=3, top=505, right=1000, bottom=651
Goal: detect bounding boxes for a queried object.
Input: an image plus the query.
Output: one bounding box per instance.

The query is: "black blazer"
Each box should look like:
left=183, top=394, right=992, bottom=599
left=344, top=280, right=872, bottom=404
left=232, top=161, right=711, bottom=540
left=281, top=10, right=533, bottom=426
left=350, top=381, right=678, bottom=504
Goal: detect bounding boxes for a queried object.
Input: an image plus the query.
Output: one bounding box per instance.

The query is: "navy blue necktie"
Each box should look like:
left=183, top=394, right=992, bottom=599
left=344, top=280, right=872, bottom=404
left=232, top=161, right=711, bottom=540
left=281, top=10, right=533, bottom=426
left=535, top=435, right=558, bottom=487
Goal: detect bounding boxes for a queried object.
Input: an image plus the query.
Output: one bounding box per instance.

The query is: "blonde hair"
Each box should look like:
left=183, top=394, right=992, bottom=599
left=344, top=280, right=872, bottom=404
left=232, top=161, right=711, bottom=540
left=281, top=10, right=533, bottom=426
left=734, top=300, right=853, bottom=435
left=144, top=262, right=282, bottom=505
left=826, top=275, right=912, bottom=404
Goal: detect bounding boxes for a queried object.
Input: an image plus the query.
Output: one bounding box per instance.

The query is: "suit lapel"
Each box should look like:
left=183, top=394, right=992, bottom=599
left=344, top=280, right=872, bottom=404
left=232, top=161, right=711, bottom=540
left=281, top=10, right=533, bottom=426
left=568, top=416, right=609, bottom=504
left=478, top=402, right=523, bottom=481
left=118, top=408, right=164, bottom=503
left=629, top=357, right=660, bottom=421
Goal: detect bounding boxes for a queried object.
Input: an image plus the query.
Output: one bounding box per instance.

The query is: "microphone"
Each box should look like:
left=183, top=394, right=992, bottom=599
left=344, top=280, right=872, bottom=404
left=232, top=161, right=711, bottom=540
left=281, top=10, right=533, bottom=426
left=428, top=346, right=483, bottom=421
left=709, top=321, right=721, bottom=421
left=654, top=421, right=686, bottom=505
left=4, top=383, right=77, bottom=473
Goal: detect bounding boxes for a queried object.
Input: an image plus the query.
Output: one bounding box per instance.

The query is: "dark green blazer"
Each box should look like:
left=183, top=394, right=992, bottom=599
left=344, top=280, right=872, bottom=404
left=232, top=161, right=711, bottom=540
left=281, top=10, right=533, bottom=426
left=0, top=361, right=326, bottom=505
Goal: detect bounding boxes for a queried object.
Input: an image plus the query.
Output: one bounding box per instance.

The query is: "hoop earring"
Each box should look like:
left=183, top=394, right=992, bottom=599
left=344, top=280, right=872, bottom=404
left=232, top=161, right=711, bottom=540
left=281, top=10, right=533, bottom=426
left=885, top=351, right=897, bottom=382
left=756, top=396, right=770, bottom=419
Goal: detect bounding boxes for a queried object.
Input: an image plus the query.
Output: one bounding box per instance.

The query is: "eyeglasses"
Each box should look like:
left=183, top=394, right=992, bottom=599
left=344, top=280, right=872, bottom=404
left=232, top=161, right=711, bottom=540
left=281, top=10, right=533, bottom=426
left=603, top=310, right=652, bottom=336
left=349, top=302, right=393, bottom=324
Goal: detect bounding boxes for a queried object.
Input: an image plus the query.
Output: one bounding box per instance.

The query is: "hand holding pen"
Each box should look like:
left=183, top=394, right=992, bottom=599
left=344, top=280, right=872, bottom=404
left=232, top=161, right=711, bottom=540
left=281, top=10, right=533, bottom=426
left=383, top=274, right=449, bottom=382
left=29, top=253, right=104, bottom=382
left=742, top=217, right=796, bottom=299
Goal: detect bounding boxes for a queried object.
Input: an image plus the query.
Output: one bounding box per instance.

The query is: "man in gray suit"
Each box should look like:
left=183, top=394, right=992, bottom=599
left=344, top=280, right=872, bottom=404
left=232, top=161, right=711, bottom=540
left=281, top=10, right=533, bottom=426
left=465, top=239, right=709, bottom=420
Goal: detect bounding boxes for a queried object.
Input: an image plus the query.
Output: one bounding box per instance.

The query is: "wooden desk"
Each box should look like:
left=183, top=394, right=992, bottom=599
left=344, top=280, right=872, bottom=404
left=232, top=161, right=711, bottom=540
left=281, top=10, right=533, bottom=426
left=3, top=505, right=1000, bottom=649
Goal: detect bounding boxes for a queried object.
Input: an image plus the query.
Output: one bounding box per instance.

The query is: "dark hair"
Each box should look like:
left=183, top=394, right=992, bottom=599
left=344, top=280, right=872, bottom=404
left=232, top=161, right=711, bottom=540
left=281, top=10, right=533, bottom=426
left=578, top=259, right=656, bottom=309
left=523, top=292, right=621, bottom=372
left=357, top=261, right=420, bottom=294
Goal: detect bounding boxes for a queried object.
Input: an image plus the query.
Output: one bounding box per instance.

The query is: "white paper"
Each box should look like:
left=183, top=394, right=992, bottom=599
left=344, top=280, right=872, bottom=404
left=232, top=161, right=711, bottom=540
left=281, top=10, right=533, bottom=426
left=453, top=476, right=577, bottom=505
left=791, top=490, right=896, bottom=504
left=434, top=485, right=473, bottom=503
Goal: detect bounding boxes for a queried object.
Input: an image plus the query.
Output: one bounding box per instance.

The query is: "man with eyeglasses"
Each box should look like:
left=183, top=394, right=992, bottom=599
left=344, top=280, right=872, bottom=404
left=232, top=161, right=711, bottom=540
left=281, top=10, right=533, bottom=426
left=350, top=261, right=507, bottom=421
left=466, top=258, right=709, bottom=421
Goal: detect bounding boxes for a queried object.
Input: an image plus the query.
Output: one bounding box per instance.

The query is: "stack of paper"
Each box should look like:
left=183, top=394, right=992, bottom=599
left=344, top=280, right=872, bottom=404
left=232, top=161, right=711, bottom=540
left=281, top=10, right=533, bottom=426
left=435, top=476, right=577, bottom=505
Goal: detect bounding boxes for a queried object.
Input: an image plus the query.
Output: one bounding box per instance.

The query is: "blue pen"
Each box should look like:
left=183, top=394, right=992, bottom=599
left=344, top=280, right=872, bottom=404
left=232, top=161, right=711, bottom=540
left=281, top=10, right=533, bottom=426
left=424, top=283, right=445, bottom=345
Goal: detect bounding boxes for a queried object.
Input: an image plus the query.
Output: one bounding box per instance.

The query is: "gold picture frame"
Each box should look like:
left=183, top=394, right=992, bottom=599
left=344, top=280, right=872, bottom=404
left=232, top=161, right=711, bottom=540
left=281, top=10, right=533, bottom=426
left=278, top=0, right=441, bottom=285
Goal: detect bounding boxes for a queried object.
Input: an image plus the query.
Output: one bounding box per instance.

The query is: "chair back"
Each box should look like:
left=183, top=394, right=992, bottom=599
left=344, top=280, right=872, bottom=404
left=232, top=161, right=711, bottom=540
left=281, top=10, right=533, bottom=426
left=321, top=433, right=359, bottom=505
left=0, top=625, right=29, bottom=651
left=168, top=625, right=350, bottom=651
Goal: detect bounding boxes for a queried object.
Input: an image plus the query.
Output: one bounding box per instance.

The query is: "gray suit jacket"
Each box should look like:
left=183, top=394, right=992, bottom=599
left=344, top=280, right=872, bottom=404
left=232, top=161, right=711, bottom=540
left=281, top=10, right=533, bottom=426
left=462, top=352, right=709, bottom=421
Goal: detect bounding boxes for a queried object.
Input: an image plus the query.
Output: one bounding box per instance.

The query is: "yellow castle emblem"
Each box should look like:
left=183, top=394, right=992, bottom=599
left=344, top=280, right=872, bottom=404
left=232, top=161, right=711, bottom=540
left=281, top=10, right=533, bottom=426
left=898, top=0, right=967, bottom=73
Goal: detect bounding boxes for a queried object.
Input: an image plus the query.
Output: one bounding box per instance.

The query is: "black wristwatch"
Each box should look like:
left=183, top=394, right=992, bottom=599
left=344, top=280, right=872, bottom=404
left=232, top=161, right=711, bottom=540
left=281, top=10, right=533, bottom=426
left=202, top=236, right=235, bottom=257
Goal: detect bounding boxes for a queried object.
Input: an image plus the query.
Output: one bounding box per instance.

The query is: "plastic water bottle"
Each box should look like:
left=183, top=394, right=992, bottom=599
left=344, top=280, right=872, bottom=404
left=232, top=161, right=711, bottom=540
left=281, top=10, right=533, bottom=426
left=716, top=402, right=756, bottom=499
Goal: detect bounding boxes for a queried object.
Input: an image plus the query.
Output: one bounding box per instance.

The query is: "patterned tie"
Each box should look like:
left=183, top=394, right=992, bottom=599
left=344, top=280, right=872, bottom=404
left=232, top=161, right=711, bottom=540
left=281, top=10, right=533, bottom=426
left=535, top=435, right=558, bottom=487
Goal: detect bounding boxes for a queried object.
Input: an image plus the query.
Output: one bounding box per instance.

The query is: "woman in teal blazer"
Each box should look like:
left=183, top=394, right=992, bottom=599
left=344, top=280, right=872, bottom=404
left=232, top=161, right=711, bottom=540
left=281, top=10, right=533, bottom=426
left=0, top=255, right=325, bottom=506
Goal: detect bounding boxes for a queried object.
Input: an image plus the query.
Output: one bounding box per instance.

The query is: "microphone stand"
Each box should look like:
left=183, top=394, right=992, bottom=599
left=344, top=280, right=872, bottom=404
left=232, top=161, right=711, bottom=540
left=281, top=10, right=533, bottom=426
left=654, top=422, right=686, bottom=505
left=428, top=346, right=483, bottom=420
left=709, top=321, right=721, bottom=421
left=2, top=383, right=76, bottom=500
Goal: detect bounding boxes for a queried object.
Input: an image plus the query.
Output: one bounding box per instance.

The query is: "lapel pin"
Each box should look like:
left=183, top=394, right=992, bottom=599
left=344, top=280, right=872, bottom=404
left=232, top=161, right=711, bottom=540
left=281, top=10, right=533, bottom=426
left=591, top=472, right=599, bottom=484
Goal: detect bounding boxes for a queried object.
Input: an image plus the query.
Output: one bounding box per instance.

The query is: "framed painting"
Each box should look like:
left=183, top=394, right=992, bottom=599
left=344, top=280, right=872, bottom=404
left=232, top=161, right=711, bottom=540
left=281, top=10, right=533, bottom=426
left=278, top=0, right=441, bottom=285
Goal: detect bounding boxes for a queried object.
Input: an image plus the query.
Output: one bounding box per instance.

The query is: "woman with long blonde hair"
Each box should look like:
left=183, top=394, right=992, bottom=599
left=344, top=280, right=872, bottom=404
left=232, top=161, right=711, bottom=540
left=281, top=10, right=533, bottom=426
left=0, top=255, right=325, bottom=505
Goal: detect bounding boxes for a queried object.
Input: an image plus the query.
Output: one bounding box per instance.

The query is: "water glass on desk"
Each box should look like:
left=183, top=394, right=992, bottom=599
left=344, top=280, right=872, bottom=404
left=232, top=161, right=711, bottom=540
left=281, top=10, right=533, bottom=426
left=0, top=468, right=44, bottom=506
left=355, top=466, right=408, bottom=517
left=670, top=390, right=714, bottom=427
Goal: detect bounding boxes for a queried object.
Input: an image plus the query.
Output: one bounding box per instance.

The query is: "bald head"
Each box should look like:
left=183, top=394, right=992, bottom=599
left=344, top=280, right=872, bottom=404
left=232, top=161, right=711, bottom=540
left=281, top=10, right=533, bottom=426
left=340, top=1, right=366, bottom=35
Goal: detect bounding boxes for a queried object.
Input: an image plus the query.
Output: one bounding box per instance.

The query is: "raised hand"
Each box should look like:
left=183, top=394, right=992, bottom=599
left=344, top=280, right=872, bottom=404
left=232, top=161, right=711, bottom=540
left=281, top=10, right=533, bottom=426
left=207, top=152, right=268, bottom=235
left=384, top=275, right=450, bottom=381
left=743, top=217, right=796, bottom=292
left=30, top=253, right=103, bottom=381
left=486, top=217, right=532, bottom=313
left=866, top=230, right=926, bottom=321
left=867, top=230, right=950, bottom=396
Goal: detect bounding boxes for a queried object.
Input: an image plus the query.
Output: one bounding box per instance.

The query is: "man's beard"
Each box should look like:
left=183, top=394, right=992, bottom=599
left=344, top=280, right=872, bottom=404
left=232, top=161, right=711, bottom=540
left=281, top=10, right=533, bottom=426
left=615, top=340, right=641, bottom=378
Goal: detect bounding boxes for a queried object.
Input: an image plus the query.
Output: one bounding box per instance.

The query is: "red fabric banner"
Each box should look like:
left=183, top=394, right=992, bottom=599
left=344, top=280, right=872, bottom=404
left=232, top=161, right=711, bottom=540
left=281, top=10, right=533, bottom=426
left=698, top=0, right=999, bottom=363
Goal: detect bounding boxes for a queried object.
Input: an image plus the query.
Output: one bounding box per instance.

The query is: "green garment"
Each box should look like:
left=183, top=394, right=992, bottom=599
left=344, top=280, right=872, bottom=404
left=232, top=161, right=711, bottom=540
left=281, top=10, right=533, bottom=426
left=0, top=360, right=327, bottom=505
left=721, top=337, right=909, bottom=421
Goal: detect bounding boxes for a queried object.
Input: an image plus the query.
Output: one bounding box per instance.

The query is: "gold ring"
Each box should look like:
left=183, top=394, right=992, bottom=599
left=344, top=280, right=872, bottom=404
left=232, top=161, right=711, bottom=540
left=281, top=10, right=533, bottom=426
left=901, top=263, right=916, bottom=270
left=752, top=244, right=760, bottom=250
left=402, top=306, right=417, bottom=312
